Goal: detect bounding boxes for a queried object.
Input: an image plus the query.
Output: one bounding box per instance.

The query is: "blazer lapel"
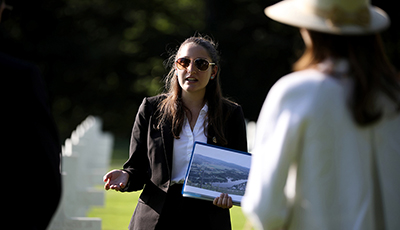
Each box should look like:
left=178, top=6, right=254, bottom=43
left=160, top=119, right=174, bottom=177
left=206, top=124, right=219, bottom=146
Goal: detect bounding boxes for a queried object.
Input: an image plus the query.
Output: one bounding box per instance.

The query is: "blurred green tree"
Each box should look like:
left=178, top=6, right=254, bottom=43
left=1, top=0, right=398, bottom=141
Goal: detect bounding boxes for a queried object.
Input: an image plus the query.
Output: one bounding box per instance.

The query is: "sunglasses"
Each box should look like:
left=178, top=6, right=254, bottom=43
left=175, top=57, right=215, bottom=72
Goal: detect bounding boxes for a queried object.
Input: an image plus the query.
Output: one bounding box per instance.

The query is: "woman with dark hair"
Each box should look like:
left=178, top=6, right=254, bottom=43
left=103, top=35, right=247, bottom=230
left=242, top=0, right=400, bottom=229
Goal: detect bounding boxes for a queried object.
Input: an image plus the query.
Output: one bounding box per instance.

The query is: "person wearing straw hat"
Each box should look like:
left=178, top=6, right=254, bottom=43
left=242, top=0, right=400, bottom=229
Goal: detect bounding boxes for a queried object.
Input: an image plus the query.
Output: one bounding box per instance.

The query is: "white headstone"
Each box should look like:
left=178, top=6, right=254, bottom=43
left=246, top=121, right=257, bottom=152
left=48, top=116, right=114, bottom=230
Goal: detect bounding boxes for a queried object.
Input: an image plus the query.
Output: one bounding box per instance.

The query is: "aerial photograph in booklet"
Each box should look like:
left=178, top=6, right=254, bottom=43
left=187, top=153, right=250, bottom=195
left=185, top=143, right=251, bottom=201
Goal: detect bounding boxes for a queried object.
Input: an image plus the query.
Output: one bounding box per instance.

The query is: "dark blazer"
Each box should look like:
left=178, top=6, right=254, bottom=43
left=122, top=95, right=248, bottom=230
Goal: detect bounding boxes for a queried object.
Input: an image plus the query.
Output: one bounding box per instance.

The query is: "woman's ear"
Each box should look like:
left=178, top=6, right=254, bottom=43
left=211, top=65, right=218, bottom=79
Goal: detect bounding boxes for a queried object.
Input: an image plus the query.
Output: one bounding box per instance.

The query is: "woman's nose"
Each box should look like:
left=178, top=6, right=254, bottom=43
left=187, top=61, right=197, bottom=74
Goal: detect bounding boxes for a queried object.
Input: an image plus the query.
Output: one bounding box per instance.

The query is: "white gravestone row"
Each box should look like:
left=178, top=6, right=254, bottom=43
left=48, top=116, right=114, bottom=230
left=246, top=121, right=257, bottom=153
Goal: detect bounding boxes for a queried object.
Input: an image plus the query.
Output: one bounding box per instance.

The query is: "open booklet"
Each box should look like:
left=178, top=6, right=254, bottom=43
left=182, top=142, right=252, bottom=206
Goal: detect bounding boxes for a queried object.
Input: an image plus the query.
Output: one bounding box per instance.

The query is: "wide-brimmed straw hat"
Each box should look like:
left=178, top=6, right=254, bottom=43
left=264, top=0, right=390, bottom=35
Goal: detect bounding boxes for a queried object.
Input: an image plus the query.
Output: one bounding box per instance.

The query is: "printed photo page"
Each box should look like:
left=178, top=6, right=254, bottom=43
left=182, top=142, right=252, bottom=206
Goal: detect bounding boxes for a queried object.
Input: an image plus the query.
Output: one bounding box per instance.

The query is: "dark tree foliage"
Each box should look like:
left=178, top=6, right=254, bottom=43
left=1, top=0, right=398, bottom=141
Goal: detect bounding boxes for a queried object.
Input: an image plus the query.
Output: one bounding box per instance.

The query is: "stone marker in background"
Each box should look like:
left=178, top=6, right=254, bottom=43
left=48, top=116, right=113, bottom=230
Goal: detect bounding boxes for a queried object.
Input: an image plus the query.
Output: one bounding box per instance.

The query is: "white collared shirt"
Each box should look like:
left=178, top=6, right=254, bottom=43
left=171, top=104, right=208, bottom=184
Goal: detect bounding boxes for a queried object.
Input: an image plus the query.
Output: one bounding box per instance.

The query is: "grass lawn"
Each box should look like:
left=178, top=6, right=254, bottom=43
left=88, top=142, right=252, bottom=230
left=88, top=184, right=250, bottom=230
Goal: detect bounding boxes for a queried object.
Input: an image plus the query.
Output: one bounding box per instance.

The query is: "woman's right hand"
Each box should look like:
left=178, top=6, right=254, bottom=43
left=103, top=169, right=129, bottom=191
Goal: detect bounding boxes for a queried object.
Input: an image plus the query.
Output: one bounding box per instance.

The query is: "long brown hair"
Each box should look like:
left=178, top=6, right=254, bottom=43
left=294, top=30, right=400, bottom=126
left=157, top=35, right=233, bottom=145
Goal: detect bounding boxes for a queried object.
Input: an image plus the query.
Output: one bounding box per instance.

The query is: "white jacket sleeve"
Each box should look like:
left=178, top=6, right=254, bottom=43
left=242, top=72, right=321, bottom=230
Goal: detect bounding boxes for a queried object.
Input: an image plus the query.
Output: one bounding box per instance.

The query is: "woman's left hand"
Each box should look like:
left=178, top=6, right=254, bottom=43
left=213, top=193, right=233, bottom=209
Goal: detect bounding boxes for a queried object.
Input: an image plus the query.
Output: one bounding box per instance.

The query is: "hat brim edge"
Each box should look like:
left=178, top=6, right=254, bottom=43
left=264, top=0, right=390, bottom=35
